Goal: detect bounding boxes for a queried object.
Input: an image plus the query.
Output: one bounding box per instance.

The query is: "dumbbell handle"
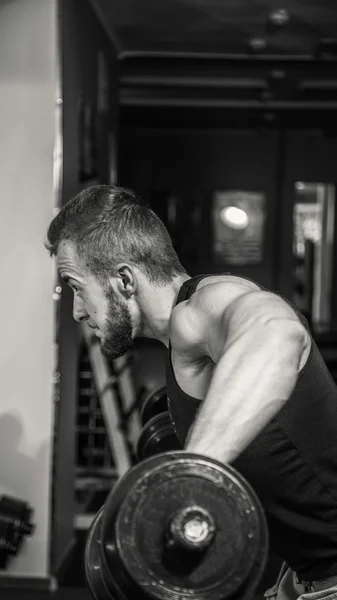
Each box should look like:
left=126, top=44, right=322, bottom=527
left=167, top=505, right=216, bottom=552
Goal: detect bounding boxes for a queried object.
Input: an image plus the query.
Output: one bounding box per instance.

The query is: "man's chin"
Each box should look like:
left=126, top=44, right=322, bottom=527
left=100, top=347, right=124, bottom=361
left=100, top=343, right=133, bottom=361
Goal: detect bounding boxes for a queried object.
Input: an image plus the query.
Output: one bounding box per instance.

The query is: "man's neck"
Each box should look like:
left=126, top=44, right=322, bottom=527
left=139, top=273, right=190, bottom=346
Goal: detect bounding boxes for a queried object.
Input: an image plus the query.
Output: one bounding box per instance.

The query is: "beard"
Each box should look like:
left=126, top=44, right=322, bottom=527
left=99, top=287, right=135, bottom=361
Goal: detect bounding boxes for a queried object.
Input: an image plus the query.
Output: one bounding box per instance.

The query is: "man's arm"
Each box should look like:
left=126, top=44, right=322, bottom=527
left=185, top=289, right=310, bottom=464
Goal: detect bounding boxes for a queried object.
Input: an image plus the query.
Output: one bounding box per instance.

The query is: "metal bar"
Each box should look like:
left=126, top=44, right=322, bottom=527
left=88, top=0, right=123, bottom=54
left=121, top=75, right=267, bottom=89
left=114, top=355, right=142, bottom=450
left=74, top=514, right=96, bottom=530
left=121, top=96, right=337, bottom=109
left=300, top=80, right=337, bottom=90
left=119, top=51, right=321, bottom=63
left=82, top=325, right=131, bottom=476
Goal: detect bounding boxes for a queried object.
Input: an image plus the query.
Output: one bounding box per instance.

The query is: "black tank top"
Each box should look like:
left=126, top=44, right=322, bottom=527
left=166, top=275, right=337, bottom=581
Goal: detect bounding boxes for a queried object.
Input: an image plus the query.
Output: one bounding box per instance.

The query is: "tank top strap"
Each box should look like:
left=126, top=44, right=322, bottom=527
left=176, top=273, right=231, bottom=306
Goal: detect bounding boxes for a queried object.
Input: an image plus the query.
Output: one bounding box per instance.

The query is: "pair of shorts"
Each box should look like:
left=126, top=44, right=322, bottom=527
left=264, top=563, right=337, bottom=600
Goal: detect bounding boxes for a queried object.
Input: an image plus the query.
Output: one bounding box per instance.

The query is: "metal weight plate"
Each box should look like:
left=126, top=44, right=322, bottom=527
left=140, top=386, right=168, bottom=426
left=84, top=506, right=115, bottom=600
left=99, top=451, right=269, bottom=600
left=136, top=412, right=182, bottom=461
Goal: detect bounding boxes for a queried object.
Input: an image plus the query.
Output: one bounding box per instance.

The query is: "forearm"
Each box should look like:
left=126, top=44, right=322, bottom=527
left=186, top=324, right=304, bottom=464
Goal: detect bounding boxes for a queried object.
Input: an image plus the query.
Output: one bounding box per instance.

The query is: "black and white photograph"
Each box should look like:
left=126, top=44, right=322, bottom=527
left=1, top=2, right=337, bottom=600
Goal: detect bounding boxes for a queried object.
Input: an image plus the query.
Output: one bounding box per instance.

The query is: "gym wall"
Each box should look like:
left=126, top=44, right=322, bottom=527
left=119, top=128, right=280, bottom=290
left=0, top=0, right=58, bottom=581
left=53, top=0, right=119, bottom=576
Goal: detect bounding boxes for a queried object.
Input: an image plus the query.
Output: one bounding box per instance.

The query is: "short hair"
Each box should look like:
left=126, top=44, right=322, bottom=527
left=45, top=185, right=187, bottom=285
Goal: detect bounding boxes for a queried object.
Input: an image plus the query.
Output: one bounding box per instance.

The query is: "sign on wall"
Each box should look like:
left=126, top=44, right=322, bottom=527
left=212, top=190, right=266, bottom=266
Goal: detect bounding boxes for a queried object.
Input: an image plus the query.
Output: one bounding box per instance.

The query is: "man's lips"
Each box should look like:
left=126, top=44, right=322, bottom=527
left=87, top=323, right=101, bottom=338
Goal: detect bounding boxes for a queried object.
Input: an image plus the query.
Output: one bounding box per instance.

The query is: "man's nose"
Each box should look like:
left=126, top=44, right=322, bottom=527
left=73, top=295, right=88, bottom=323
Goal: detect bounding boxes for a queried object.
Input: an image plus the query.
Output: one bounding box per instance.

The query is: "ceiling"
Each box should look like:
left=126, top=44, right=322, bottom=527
left=89, top=0, right=337, bottom=126
left=91, top=0, right=337, bottom=60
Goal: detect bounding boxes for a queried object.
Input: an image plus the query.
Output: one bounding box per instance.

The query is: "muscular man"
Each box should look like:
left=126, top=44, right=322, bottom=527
left=46, top=184, right=337, bottom=600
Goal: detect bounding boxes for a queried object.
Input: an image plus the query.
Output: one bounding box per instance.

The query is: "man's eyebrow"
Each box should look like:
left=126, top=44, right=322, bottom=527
left=61, top=274, right=85, bottom=285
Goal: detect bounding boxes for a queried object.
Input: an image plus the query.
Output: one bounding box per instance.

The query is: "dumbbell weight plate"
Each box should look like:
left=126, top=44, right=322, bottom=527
left=97, top=451, right=268, bottom=600
left=136, top=412, right=182, bottom=461
left=84, top=507, right=114, bottom=600
left=140, top=386, right=168, bottom=426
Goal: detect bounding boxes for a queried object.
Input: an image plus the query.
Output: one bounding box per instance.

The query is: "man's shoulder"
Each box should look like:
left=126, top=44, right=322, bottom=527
left=185, top=275, right=263, bottom=319
left=169, top=275, right=262, bottom=351
left=170, top=275, right=310, bottom=366
left=194, top=274, right=262, bottom=301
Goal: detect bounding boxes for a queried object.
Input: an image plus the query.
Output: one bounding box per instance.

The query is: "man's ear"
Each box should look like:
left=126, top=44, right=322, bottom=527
left=116, top=264, right=137, bottom=297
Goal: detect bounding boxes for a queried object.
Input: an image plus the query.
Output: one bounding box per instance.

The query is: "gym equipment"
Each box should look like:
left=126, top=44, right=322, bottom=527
left=136, top=412, right=182, bottom=460
left=136, top=385, right=181, bottom=460
left=140, top=385, right=168, bottom=426
left=85, top=450, right=269, bottom=600
left=0, top=495, right=35, bottom=570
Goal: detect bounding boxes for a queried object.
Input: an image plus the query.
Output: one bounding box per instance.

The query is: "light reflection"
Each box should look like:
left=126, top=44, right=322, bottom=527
left=293, top=182, right=335, bottom=332
left=220, top=206, right=250, bottom=230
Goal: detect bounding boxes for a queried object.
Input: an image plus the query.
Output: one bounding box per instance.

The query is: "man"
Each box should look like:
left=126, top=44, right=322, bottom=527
left=46, top=184, right=337, bottom=600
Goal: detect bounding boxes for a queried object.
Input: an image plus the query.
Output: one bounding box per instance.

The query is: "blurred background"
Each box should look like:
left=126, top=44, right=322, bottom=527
left=0, top=0, right=337, bottom=598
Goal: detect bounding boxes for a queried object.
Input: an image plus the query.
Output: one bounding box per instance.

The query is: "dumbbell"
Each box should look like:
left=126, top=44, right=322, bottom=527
left=136, top=386, right=182, bottom=460
left=85, top=450, right=269, bottom=600
left=0, top=496, right=35, bottom=570
left=140, top=385, right=168, bottom=426
left=136, top=411, right=182, bottom=460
